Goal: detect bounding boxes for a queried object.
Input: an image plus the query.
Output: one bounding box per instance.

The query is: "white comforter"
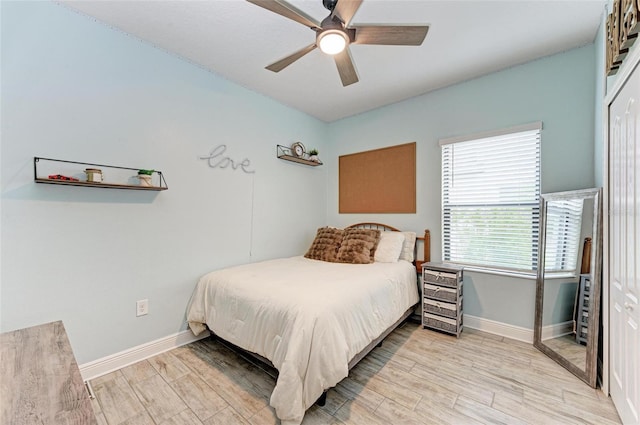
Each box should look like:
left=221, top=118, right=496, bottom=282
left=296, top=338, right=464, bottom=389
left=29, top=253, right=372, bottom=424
left=186, top=256, right=418, bottom=425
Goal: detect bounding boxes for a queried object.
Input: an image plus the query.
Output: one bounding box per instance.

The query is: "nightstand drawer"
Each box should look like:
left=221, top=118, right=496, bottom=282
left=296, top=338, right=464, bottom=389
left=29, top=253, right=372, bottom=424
left=423, top=298, right=462, bottom=318
left=423, top=312, right=461, bottom=334
left=580, top=309, right=589, bottom=325
left=423, top=283, right=461, bottom=302
left=423, top=269, right=459, bottom=288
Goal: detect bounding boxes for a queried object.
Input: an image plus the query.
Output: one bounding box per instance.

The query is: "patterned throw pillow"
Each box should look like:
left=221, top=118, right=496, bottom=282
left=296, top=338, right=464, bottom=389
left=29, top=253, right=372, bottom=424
left=336, top=228, right=381, bottom=264
left=304, top=227, right=344, bottom=262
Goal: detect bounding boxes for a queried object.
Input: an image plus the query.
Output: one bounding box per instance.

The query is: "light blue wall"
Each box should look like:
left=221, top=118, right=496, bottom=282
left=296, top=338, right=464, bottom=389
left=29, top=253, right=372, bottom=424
left=0, top=1, right=328, bottom=363
left=543, top=280, right=579, bottom=326
left=1, top=0, right=601, bottom=365
left=326, top=45, right=597, bottom=329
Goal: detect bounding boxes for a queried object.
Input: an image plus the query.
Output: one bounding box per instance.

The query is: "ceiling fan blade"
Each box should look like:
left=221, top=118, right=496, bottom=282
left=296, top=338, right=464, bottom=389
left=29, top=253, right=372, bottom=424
left=353, top=25, right=429, bottom=45
left=334, top=48, right=358, bottom=86
left=247, top=0, right=320, bottom=29
left=331, top=0, right=363, bottom=26
left=266, top=44, right=317, bottom=72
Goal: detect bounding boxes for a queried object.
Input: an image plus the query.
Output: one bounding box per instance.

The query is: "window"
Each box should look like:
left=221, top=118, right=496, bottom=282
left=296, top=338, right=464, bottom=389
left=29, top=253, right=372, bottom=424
left=544, top=199, right=583, bottom=275
left=441, top=122, right=541, bottom=274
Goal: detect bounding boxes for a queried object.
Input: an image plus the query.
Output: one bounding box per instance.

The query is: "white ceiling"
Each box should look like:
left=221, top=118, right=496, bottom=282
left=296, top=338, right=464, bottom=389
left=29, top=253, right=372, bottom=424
left=59, top=0, right=606, bottom=122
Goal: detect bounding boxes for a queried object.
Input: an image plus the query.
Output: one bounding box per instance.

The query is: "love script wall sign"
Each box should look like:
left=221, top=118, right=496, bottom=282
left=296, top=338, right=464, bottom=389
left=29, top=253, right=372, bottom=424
left=199, top=144, right=255, bottom=174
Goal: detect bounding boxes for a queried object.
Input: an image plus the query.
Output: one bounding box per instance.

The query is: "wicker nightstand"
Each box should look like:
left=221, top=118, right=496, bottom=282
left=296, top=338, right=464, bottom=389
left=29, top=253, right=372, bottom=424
left=422, top=262, right=464, bottom=337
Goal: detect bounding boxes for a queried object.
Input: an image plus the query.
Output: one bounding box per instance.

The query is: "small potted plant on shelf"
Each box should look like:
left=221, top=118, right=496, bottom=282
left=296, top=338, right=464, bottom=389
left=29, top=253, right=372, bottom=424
left=137, top=169, right=154, bottom=187
left=308, top=149, right=319, bottom=162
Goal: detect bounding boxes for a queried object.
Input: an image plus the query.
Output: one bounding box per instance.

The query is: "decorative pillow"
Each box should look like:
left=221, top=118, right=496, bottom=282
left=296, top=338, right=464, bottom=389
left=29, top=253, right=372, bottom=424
left=398, top=231, right=417, bottom=262
left=336, top=228, right=381, bottom=264
left=374, top=231, right=406, bottom=263
left=304, top=227, right=344, bottom=262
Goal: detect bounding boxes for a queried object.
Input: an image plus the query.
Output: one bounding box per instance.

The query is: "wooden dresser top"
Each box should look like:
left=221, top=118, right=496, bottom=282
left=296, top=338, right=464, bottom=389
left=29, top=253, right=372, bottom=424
left=1, top=320, right=97, bottom=425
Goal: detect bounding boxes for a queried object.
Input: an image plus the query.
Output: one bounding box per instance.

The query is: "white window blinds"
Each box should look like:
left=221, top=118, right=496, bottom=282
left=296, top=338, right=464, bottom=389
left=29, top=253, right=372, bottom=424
left=441, top=123, right=541, bottom=273
left=544, top=199, right=583, bottom=274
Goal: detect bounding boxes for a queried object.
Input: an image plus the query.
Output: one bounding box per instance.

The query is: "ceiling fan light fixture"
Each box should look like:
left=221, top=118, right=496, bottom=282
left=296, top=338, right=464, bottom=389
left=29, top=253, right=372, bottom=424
left=317, top=29, right=348, bottom=55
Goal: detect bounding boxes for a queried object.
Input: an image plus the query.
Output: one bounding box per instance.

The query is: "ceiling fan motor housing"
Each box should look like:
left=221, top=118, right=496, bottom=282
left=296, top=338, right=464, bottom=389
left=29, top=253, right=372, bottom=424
left=318, top=15, right=355, bottom=42
left=322, top=0, right=338, bottom=11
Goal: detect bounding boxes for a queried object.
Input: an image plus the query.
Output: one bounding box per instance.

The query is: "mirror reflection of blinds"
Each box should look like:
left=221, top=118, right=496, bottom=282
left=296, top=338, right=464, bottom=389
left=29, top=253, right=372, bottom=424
left=544, top=199, right=583, bottom=273
left=441, top=124, right=541, bottom=273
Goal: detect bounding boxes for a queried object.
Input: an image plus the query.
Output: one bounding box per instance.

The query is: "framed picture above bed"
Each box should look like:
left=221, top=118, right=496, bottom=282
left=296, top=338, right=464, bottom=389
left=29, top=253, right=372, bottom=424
left=339, top=142, right=416, bottom=213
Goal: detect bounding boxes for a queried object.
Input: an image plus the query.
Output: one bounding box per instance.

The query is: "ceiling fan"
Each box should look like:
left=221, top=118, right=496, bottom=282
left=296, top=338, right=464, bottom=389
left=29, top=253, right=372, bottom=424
left=247, top=0, right=429, bottom=86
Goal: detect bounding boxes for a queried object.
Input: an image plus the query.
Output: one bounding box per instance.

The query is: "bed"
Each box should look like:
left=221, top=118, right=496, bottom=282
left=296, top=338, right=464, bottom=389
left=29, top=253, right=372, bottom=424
left=186, top=223, right=430, bottom=425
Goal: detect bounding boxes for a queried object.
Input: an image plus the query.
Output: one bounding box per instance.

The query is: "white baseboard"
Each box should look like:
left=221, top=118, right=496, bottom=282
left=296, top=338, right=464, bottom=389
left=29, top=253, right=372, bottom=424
left=79, top=317, right=565, bottom=381
left=79, top=329, right=210, bottom=381
left=541, top=320, right=573, bottom=341
left=465, top=315, right=533, bottom=343
left=464, top=315, right=572, bottom=344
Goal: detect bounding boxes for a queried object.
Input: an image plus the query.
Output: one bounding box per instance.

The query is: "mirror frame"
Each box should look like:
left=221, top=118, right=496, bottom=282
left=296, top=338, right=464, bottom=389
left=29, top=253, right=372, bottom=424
left=533, top=188, right=602, bottom=388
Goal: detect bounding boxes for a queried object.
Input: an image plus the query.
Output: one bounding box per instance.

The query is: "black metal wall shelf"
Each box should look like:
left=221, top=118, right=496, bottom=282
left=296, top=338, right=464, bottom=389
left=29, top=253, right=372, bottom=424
left=34, top=157, right=168, bottom=191
left=276, top=145, right=323, bottom=166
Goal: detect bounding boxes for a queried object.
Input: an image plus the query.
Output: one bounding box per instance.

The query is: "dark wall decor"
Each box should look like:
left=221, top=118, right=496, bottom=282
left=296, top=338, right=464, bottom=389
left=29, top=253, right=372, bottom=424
left=606, top=0, right=638, bottom=75
left=339, top=142, right=416, bottom=213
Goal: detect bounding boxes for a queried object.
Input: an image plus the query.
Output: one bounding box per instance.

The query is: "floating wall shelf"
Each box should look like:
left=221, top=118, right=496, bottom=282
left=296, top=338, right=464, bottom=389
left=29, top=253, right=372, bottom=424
left=277, top=145, right=323, bottom=166
left=34, top=157, right=168, bottom=191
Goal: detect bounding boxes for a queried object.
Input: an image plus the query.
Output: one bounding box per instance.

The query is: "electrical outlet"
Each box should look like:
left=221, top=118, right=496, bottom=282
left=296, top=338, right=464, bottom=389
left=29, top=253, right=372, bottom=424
left=136, top=299, right=149, bottom=317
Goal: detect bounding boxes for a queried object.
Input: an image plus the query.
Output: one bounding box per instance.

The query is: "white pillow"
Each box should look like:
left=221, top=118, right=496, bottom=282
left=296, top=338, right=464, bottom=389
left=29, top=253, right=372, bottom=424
left=398, top=231, right=417, bottom=262
left=374, top=231, right=406, bottom=263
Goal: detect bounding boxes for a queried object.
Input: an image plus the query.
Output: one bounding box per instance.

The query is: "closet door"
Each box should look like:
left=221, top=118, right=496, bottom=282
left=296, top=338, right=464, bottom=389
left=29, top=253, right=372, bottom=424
left=609, top=60, right=639, bottom=425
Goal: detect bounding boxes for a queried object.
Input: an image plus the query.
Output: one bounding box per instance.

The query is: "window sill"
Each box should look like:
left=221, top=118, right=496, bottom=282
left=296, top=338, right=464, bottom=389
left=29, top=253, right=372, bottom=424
left=541, top=272, right=579, bottom=280
left=442, top=263, right=537, bottom=280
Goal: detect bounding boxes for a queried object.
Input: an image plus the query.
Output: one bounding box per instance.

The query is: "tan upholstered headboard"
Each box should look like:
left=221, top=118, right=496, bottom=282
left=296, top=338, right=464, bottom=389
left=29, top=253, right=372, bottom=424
left=346, top=223, right=430, bottom=273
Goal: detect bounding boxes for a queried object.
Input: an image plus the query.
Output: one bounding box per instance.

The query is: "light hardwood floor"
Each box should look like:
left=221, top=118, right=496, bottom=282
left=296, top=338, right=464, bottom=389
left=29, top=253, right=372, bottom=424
left=89, top=323, right=621, bottom=425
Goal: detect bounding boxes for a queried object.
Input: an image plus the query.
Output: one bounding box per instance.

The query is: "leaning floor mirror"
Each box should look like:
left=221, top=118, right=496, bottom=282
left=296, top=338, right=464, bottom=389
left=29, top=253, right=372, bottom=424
left=534, top=188, right=602, bottom=388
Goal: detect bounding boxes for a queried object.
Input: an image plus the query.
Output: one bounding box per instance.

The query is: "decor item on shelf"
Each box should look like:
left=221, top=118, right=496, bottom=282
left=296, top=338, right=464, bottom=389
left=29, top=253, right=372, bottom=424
left=137, top=169, right=154, bottom=187
left=84, top=168, right=103, bottom=183
left=308, top=149, right=320, bottom=162
left=48, top=174, right=79, bottom=181
left=291, top=142, right=306, bottom=158
left=247, top=0, right=429, bottom=87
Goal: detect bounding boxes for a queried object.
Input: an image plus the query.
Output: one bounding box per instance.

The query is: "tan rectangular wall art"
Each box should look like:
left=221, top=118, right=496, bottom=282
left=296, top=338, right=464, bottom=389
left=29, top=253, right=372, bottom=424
left=339, top=142, right=416, bottom=213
